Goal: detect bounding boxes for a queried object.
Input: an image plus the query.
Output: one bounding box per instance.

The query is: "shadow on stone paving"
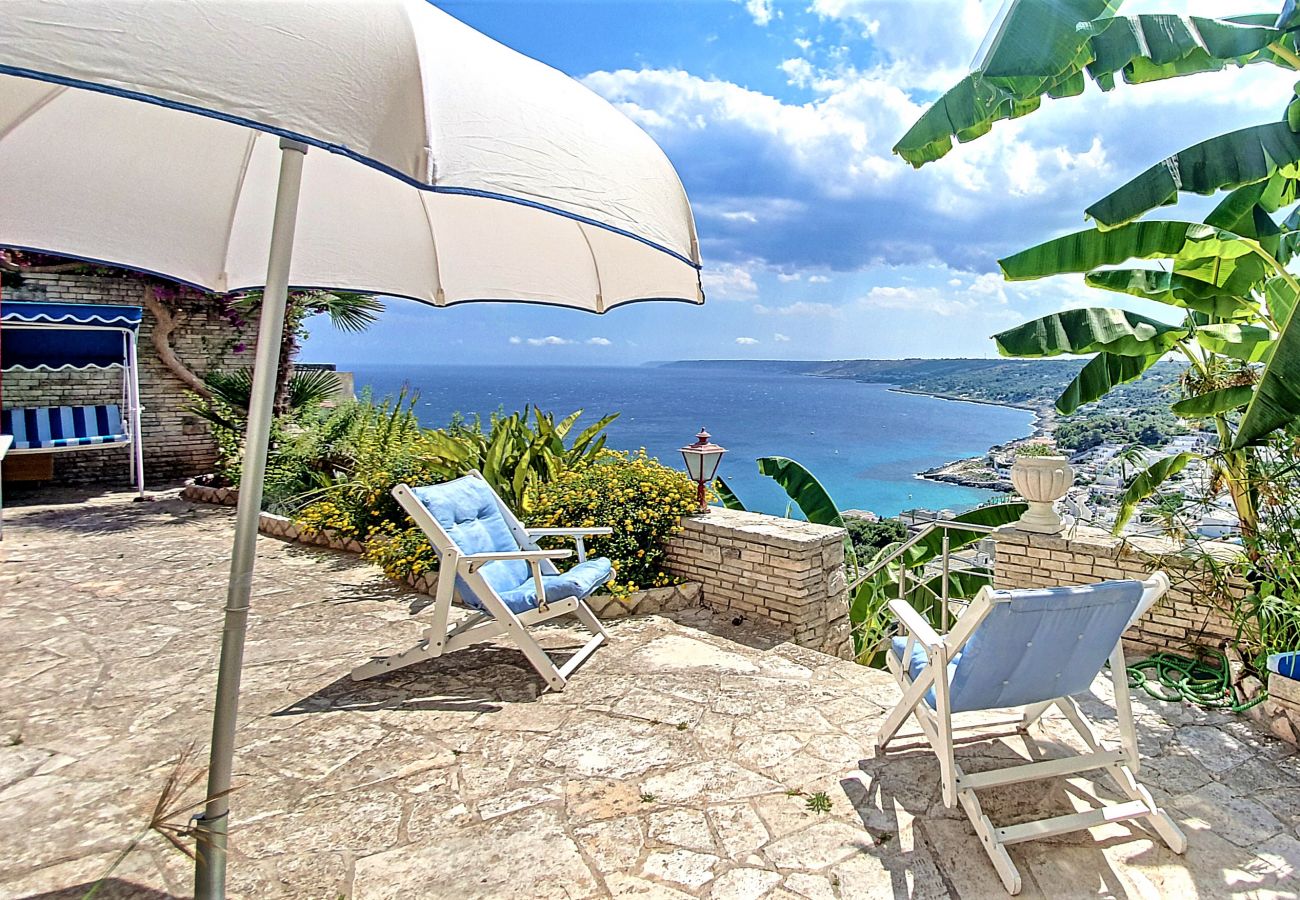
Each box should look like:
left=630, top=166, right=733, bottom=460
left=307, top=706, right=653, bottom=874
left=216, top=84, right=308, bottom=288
left=19, top=879, right=179, bottom=900
left=272, top=643, right=578, bottom=716
left=6, top=501, right=194, bottom=536
left=847, top=731, right=1174, bottom=897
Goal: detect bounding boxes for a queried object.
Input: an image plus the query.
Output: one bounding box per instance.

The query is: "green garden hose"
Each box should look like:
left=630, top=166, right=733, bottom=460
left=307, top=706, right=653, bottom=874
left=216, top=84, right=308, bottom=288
left=1126, top=651, right=1268, bottom=713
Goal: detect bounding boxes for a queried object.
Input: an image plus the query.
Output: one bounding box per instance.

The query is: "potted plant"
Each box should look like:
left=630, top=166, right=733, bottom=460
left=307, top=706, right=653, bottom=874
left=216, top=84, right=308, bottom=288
left=1010, top=442, right=1073, bottom=534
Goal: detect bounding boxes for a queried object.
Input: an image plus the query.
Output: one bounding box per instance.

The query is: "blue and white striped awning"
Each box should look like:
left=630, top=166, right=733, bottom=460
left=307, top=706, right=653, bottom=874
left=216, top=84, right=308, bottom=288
left=1, top=301, right=141, bottom=370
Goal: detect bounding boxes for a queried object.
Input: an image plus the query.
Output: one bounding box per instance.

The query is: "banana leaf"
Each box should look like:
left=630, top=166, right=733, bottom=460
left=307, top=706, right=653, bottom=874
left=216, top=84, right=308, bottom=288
left=1056, top=351, right=1163, bottom=415
left=1194, top=323, right=1275, bottom=363
left=993, top=307, right=1189, bottom=358
left=999, top=221, right=1259, bottom=291
left=895, top=3, right=1286, bottom=167
left=714, top=476, right=746, bottom=511
left=1234, top=295, right=1300, bottom=447
left=1171, top=386, right=1255, bottom=418
left=1085, top=13, right=1284, bottom=87
left=1087, top=123, right=1300, bottom=229
left=903, top=502, right=1028, bottom=567
left=1266, top=276, right=1299, bottom=326
left=1083, top=268, right=1258, bottom=319
left=1114, top=452, right=1195, bottom=533
left=756, top=456, right=842, bottom=526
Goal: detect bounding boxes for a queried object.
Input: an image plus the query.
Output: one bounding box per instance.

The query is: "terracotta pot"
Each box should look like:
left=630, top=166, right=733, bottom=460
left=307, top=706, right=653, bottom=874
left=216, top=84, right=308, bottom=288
left=1010, top=455, right=1073, bottom=534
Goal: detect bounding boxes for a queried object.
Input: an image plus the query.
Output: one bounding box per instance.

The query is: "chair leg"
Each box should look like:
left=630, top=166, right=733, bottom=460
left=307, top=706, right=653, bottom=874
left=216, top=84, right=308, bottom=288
left=958, top=788, right=1022, bottom=895
left=351, top=615, right=499, bottom=681
left=573, top=598, right=611, bottom=641
left=1058, top=695, right=1188, bottom=856
left=1018, top=700, right=1053, bottom=732
left=877, top=656, right=936, bottom=750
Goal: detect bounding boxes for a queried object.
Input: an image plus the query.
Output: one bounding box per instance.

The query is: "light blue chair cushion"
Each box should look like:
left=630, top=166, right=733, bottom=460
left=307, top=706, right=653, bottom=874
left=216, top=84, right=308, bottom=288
left=497, top=558, right=614, bottom=613
left=407, top=476, right=613, bottom=615
left=891, top=580, right=1144, bottom=713
left=410, top=476, right=527, bottom=600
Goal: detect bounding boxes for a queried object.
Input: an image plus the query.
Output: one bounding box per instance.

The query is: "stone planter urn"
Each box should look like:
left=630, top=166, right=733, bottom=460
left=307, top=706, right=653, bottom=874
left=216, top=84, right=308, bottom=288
left=1010, top=455, right=1073, bottom=534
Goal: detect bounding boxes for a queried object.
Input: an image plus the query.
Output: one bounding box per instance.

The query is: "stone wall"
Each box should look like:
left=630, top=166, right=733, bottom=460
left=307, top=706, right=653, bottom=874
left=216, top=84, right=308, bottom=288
left=992, top=524, right=1243, bottom=657
left=3, top=273, right=254, bottom=483
left=662, top=508, right=852, bottom=659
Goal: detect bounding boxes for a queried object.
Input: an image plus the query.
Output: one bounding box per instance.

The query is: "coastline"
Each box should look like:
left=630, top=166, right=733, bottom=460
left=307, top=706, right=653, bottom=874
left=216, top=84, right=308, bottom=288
left=883, top=387, right=1053, bottom=493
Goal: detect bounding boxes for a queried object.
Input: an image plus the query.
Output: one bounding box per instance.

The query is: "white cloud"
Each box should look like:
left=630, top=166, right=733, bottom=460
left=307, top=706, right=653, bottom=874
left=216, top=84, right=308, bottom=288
left=773, top=332, right=791, bottom=342
left=508, top=336, right=522, bottom=345
left=777, top=271, right=802, bottom=282
left=583, top=63, right=1119, bottom=271
left=807, top=274, right=831, bottom=284
left=742, top=0, right=775, bottom=26
left=523, top=335, right=575, bottom=347
left=860, top=285, right=979, bottom=317
left=754, top=301, right=842, bottom=318
left=701, top=261, right=759, bottom=298
left=585, top=0, right=1295, bottom=282
left=780, top=57, right=816, bottom=88
left=735, top=336, right=760, bottom=345
left=587, top=336, right=612, bottom=346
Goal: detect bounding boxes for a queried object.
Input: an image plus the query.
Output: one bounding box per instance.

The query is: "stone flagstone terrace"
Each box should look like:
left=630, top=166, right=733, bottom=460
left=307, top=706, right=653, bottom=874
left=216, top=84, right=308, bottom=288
left=1, top=487, right=1298, bottom=898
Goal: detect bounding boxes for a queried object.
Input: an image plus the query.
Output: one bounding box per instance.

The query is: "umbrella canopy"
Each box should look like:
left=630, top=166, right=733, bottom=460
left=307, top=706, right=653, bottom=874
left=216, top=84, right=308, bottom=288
left=0, top=4, right=704, bottom=898
left=0, top=0, right=702, bottom=308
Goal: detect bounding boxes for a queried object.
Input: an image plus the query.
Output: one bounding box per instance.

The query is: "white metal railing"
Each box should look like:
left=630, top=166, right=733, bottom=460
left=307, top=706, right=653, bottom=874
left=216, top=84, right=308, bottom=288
left=848, top=519, right=998, bottom=632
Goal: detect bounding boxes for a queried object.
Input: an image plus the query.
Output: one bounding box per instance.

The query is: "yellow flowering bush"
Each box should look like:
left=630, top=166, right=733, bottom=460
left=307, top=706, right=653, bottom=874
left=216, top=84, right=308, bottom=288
left=528, top=449, right=699, bottom=598
left=364, top=526, right=439, bottom=580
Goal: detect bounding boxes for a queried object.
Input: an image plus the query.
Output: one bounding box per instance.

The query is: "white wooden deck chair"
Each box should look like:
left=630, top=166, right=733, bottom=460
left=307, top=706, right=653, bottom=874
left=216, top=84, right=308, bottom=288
left=351, top=471, right=614, bottom=691
left=877, top=574, right=1186, bottom=895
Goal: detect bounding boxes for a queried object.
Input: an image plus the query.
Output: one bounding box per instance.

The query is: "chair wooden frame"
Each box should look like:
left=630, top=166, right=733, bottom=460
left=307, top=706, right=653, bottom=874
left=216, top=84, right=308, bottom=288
left=877, top=574, right=1187, bottom=895
left=350, top=472, right=613, bottom=691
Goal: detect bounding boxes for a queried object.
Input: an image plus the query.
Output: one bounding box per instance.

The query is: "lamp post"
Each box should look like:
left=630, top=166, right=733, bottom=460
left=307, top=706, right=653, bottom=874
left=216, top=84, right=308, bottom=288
left=680, top=427, right=726, bottom=513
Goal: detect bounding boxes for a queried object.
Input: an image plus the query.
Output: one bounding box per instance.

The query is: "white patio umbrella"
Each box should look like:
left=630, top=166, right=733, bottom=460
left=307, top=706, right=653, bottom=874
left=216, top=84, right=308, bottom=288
left=0, top=2, right=702, bottom=897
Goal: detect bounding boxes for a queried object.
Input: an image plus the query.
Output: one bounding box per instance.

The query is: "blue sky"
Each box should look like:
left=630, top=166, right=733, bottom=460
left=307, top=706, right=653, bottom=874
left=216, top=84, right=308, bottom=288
left=303, top=0, right=1297, bottom=367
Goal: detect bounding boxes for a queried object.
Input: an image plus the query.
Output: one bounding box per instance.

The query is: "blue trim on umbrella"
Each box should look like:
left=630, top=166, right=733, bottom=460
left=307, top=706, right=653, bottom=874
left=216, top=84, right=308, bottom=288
left=0, top=244, right=215, bottom=293
left=0, top=64, right=703, bottom=270
left=0, top=244, right=706, bottom=312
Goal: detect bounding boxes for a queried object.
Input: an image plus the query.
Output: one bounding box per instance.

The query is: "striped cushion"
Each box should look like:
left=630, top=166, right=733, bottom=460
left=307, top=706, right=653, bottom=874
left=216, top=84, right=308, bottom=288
left=1, top=405, right=128, bottom=450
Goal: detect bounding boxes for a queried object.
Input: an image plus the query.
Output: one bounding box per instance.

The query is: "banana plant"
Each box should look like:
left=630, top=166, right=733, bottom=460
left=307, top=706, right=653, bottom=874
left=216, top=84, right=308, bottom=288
left=985, top=183, right=1300, bottom=536
left=899, top=1, right=1300, bottom=457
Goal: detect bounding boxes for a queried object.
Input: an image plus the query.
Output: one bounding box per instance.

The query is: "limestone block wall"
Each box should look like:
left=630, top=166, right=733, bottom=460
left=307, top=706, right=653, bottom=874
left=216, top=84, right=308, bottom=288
left=662, top=508, right=852, bottom=659
left=3, top=273, right=254, bottom=482
left=992, top=525, right=1243, bottom=657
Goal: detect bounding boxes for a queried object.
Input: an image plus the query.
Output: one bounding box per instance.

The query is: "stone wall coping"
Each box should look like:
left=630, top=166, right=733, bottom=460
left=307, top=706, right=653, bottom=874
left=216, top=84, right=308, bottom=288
left=991, top=523, right=1244, bottom=567
left=680, top=507, right=846, bottom=549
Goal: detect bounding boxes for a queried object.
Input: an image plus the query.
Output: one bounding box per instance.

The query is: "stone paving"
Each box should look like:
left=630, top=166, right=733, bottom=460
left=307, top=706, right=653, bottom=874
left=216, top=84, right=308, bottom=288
left=1, top=487, right=1299, bottom=899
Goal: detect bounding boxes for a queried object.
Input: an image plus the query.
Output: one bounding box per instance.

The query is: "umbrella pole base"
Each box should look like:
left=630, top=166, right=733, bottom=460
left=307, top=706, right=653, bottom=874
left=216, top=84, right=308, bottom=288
left=192, top=812, right=228, bottom=900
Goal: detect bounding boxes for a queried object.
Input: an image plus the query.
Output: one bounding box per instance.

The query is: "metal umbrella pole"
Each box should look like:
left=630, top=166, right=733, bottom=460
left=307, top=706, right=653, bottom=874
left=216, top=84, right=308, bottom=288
left=194, top=138, right=307, bottom=900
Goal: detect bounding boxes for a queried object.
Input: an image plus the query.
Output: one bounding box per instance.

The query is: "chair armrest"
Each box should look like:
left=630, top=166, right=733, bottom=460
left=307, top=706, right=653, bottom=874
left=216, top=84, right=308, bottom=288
left=527, top=527, right=614, bottom=537
left=458, top=548, right=572, bottom=573
left=887, top=598, right=944, bottom=649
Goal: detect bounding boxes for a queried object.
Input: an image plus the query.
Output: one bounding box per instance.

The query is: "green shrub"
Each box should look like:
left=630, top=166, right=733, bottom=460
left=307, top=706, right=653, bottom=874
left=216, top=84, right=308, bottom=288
left=293, top=400, right=616, bottom=540
left=1014, top=442, right=1060, bottom=457
left=364, top=526, right=440, bottom=581
left=844, top=517, right=907, bottom=558
left=528, top=449, right=698, bottom=597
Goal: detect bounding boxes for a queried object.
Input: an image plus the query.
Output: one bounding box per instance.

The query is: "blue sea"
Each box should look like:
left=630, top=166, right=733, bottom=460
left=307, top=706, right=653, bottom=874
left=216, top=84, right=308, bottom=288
left=347, top=364, right=1035, bottom=519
